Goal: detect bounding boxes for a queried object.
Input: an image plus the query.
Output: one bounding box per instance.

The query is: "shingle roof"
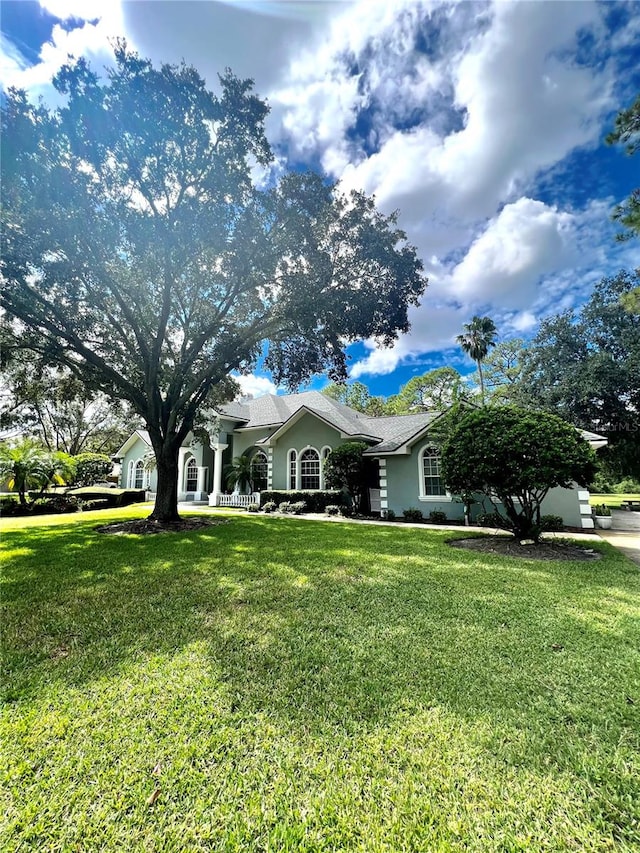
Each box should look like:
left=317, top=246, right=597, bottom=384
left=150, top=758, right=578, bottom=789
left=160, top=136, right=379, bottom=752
left=218, top=392, right=443, bottom=453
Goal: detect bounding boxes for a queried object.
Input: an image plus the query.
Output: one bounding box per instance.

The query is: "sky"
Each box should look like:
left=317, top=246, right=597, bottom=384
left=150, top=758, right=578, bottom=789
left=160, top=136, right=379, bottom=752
left=1, top=0, right=639, bottom=400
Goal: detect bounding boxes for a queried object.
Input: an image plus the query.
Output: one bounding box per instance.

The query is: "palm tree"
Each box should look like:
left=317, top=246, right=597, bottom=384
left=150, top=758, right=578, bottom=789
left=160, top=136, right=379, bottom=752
left=0, top=440, right=51, bottom=505
left=224, top=454, right=255, bottom=494
left=456, top=316, right=498, bottom=405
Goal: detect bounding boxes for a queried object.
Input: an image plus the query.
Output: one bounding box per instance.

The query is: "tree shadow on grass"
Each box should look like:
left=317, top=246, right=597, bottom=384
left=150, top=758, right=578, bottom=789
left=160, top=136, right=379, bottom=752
left=3, top=516, right=638, bottom=725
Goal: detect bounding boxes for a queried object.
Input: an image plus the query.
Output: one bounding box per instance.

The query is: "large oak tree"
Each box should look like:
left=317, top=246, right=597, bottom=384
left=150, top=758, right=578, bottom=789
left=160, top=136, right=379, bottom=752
left=1, top=46, right=427, bottom=522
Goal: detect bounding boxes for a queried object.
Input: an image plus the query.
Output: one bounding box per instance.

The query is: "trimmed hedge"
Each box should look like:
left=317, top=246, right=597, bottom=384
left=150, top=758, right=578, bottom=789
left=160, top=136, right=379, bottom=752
left=259, top=490, right=342, bottom=512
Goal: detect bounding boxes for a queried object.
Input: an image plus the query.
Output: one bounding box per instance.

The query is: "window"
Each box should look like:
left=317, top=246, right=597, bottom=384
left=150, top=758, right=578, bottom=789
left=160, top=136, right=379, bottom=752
left=421, top=447, right=446, bottom=497
left=251, top=451, right=268, bottom=491
left=186, top=457, right=198, bottom=492
left=300, top=448, right=320, bottom=490
left=127, top=460, right=135, bottom=488
left=134, top=459, right=145, bottom=489
left=288, top=450, right=297, bottom=490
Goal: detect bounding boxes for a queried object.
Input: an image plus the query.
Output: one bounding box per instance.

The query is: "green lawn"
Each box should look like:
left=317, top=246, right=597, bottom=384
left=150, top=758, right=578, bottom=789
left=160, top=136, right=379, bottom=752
left=1, top=509, right=639, bottom=851
left=590, top=493, right=640, bottom=508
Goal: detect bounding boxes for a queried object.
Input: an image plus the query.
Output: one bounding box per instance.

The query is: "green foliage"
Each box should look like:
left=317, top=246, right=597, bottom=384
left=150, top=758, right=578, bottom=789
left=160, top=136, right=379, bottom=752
left=2, top=511, right=638, bottom=848
left=262, top=501, right=277, bottom=514
left=442, top=406, right=597, bottom=541
left=325, top=504, right=341, bottom=516
left=259, top=490, right=341, bottom=512
left=383, top=509, right=396, bottom=521
left=225, top=455, right=256, bottom=493
left=539, top=515, right=564, bottom=532
left=594, top=504, right=612, bottom=517
left=322, top=442, right=370, bottom=511
left=456, top=316, right=497, bottom=405
left=0, top=439, right=75, bottom=505
left=0, top=348, right=131, bottom=456
left=321, top=381, right=388, bottom=414
left=605, top=92, right=640, bottom=240
left=1, top=45, right=426, bottom=523
left=427, top=510, right=448, bottom=524
left=476, top=511, right=511, bottom=530
left=402, top=508, right=424, bottom=522
left=387, top=367, right=470, bottom=414
left=518, top=270, right=640, bottom=480
left=71, top=452, right=112, bottom=487
left=245, top=503, right=260, bottom=513
left=473, top=339, right=525, bottom=405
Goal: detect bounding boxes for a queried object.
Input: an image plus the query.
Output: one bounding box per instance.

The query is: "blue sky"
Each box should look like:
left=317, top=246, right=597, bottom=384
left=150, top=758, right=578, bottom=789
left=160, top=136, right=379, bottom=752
left=1, top=0, right=639, bottom=400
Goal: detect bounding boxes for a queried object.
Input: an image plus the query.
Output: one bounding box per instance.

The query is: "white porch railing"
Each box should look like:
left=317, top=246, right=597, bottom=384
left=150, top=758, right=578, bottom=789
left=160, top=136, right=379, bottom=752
left=210, top=492, right=260, bottom=508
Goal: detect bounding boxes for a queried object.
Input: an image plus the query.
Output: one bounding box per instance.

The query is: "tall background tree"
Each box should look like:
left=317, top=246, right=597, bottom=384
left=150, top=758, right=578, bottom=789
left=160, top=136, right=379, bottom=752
left=387, top=367, right=470, bottom=414
left=606, top=91, right=640, bottom=242
left=1, top=45, right=426, bottom=524
left=472, top=339, right=525, bottom=405
left=456, top=316, right=497, bottom=405
left=1, top=348, right=132, bottom=455
left=517, top=270, right=640, bottom=480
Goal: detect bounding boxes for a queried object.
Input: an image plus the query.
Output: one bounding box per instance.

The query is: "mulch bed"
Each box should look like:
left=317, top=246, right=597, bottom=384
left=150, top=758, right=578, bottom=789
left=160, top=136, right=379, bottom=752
left=449, top=536, right=602, bottom=562
left=95, top=518, right=231, bottom=535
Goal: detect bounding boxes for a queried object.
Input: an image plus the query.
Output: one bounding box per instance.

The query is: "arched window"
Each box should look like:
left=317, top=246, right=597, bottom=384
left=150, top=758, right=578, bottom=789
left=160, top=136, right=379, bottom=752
left=288, top=449, right=297, bottom=490
left=186, top=457, right=198, bottom=492
left=420, top=447, right=446, bottom=496
left=300, top=448, right=320, bottom=490
left=134, top=459, right=145, bottom=489
left=251, top=451, right=268, bottom=492
left=127, top=460, right=135, bottom=488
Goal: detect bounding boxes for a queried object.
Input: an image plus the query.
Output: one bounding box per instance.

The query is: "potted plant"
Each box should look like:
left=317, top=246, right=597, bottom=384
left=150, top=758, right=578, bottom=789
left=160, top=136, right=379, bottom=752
left=593, top=504, right=612, bottom=529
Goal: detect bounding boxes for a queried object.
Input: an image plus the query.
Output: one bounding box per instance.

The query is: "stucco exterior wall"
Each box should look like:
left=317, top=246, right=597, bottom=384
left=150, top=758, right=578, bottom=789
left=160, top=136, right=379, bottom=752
left=271, top=414, right=344, bottom=490
left=383, top=451, right=465, bottom=519
left=119, top=436, right=156, bottom=490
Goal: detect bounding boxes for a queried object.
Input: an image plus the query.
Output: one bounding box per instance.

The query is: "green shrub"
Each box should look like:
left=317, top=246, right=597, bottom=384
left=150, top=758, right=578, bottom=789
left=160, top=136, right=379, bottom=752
left=594, top=504, right=611, bottom=517
left=427, top=510, right=448, bottom=524
left=476, top=511, right=511, bottom=529
left=402, top=508, right=423, bottom=522
left=291, top=501, right=307, bottom=515
left=262, top=501, right=277, bottom=514
left=246, top=503, right=260, bottom=513
left=384, top=509, right=396, bottom=521
left=80, top=499, right=110, bottom=512
left=259, top=490, right=341, bottom=512
left=325, top=504, right=341, bottom=516
left=540, top=514, right=564, bottom=532
left=279, top=501, right=293, bottom=514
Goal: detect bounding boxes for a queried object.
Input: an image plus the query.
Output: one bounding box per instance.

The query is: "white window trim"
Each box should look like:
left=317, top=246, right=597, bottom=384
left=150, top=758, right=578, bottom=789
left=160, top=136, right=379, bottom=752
left=134, top=458, right=145, bottom=490
left=299, top=445, right=321, bottom=491
left=417, top=444, right=452, bottom=502
left=320, top=445, right=332, bottom=490
left=127, top=459, right=135, bottom=488
left=185, top=455, right=198, bottom=492
left=252, top=450, right=268, bottom=491
left=288, top=449, right=298, bottom=490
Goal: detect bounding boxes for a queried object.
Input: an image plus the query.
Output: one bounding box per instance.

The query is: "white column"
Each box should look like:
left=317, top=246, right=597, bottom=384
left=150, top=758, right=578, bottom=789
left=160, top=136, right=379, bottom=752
left=197, top=467, right=207, bottom=494
left=177, top=447, right=189, bottom=500
left=209, top=443, right=228, bottom=506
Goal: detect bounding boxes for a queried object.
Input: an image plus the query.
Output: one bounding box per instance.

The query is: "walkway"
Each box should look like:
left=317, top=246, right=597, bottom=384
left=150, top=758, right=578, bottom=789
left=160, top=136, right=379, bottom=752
left=595, top=508, right=640, bottom=566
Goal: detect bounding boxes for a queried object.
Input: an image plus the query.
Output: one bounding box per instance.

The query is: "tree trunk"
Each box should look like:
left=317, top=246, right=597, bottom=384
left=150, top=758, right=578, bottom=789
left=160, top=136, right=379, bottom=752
left=148, top=443, right=181, bottom=523
left=477, top=360, right=485, bottom=406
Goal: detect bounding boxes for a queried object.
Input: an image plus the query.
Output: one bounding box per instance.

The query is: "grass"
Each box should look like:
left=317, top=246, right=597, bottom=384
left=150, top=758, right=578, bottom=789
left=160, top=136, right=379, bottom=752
left=590, top=493, right=640, bottom=508
left=1, top=508, right=639, bottom=852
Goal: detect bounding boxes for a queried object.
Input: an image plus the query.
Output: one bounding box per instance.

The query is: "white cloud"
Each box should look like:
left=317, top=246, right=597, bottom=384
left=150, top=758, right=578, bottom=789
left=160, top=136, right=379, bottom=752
left=235, top=374, right=278, bottom=399
left=447, top=198, right=578, bottom=311
left=0, top=3, right=126, bottom=97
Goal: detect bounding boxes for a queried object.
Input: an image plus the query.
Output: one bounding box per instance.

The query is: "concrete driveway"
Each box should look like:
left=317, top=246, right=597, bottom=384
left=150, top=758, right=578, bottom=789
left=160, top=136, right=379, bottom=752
left=596, top=509, right=640, bottom=566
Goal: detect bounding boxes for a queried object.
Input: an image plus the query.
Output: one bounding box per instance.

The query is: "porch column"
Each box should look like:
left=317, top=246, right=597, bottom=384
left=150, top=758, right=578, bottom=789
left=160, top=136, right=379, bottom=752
left=209, top=443, right=228, bottom=506
left=196, top=466, right=207, bottom=494
left=177, top=447, right=189, bottom=500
